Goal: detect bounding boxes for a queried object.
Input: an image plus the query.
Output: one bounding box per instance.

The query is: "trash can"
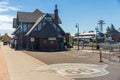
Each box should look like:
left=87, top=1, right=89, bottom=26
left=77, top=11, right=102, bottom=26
left=96, top=45, right=100, bottom=50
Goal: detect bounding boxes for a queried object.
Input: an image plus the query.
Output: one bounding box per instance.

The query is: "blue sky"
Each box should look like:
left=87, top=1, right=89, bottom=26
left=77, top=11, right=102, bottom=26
left=0, top=0, right=120, bottom=36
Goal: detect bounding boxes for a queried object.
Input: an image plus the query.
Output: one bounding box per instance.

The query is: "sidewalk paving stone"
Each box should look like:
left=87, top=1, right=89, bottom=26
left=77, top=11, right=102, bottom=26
left=1, top=44, right=74, bottom=80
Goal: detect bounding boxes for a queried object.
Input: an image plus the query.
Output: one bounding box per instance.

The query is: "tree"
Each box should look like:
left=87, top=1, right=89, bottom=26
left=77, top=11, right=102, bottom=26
left=111, top=24, right=116, bottom=31
left=106, top=26, right=111, bottom=34
left=75, top=33, right=79, bottom=37
left=106, top=24, right=116, bottom=36
left=1, top=33, right=10, bottom=41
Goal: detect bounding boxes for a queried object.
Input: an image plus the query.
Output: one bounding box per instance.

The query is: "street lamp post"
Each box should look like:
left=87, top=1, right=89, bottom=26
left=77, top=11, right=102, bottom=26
left=76, top=24, right=79, bottom=50
left=95, top=26, right=98, bottom=43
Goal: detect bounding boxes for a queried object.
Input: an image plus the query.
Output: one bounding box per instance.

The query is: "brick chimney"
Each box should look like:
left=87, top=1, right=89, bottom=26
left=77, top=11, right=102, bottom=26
left=54, top=4, right=58, bottom=24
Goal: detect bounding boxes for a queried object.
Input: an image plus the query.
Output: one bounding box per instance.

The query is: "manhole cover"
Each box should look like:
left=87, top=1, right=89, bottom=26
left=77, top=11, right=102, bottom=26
left=35, top=63, right=109, bottom=78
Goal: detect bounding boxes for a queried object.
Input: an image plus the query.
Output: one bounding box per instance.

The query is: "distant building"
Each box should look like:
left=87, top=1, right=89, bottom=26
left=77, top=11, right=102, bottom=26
left=108, top=30, right=120, bottom=42
left=78, top=32, right=96, bottom=42
left=74, top=32, right=105, bottom=42
left=96, top=32, right=105, bottom=42
left=12, top=5, right=66, bottom=51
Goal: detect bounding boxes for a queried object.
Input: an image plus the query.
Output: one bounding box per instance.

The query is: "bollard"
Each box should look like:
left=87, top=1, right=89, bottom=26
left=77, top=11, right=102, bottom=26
left=99, top=49, right=103, bottom=62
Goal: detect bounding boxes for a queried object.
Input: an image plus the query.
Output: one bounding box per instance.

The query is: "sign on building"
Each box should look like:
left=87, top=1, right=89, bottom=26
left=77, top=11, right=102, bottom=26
left=31, top=37, right=35, bottom=42
left=48, top=37, right=56, bottom=40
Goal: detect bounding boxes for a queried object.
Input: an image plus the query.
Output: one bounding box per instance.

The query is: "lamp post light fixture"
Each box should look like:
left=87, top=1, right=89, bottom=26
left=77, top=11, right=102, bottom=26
left=76, top=24, right=80, bottom=50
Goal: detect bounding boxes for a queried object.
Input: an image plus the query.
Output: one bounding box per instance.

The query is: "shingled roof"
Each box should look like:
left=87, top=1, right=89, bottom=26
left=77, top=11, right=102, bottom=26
left=25, top=14, right=46, bottom=36
left=110, top=30, right=120, bottom=36
left=17, top=9, right=62, bottom=23
left=17, top=9, right=44, bottom=23
left=25, top=13, right=65, bottom=36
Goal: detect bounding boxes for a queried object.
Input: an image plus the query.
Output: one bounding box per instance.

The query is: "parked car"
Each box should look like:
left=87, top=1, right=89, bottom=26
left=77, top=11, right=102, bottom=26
left=3, top=41, right=8, bottom=45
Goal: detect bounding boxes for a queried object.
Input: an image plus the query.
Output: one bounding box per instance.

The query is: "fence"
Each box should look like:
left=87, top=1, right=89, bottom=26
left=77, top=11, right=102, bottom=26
left=100, top=43, right=120, bottom=62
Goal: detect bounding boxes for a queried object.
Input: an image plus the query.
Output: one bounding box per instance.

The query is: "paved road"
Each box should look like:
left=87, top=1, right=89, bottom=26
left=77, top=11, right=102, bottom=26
left=24, top=49, right=120, bottom=80
left=1, top=44, right=74, bottom=80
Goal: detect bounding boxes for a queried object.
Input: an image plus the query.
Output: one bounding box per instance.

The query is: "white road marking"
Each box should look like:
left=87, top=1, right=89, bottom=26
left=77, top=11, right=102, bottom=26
left=35, top=63, right=109, bottom=78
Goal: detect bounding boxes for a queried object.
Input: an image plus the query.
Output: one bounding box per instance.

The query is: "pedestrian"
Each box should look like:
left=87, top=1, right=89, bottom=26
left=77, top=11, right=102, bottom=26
left=64, top=42, right=67, bottom=51
left=8, top=41, right=10, bottom=47
left=14, top=40, right=17, bottom=49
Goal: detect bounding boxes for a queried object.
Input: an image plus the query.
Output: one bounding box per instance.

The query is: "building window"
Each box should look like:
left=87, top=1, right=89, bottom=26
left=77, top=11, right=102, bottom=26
left=34, top=27, right=38, bottom=31
left=43, top=23, right=46, bottom=26
left=53, top=23, right=60, bottom=31
left=44, top=17, right=52, bottom=22
left=43, top=40, right=47, bottom=45
left=28, top=24, right=32, bottom=30
left=50, top=40, right=54, bottom=45
left=38, top=23, right=42, bottom=31
left=23, top=24, right=27, bottom=32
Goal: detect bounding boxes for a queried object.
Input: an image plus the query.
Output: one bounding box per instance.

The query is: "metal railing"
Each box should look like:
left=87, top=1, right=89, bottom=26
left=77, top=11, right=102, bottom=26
left=100, top=43, right=120, bottom=62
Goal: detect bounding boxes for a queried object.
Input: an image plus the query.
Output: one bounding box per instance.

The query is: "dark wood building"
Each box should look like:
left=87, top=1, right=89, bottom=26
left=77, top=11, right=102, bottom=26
left=12, top=5, right=66, bottom=51
left=109, top=30, right=120, bottom=42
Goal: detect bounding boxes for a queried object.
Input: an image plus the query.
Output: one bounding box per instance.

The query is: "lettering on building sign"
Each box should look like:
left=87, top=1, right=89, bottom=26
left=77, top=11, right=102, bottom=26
left=48, top=37, right=56, bottom=40
left=31, top=37, right=35, bottom=42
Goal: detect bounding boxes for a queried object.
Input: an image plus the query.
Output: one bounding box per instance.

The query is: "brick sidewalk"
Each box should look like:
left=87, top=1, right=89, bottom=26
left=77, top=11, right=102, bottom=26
left=1, top=44, right=74, bottom=80
left=0, top=48, right=10, bottom=80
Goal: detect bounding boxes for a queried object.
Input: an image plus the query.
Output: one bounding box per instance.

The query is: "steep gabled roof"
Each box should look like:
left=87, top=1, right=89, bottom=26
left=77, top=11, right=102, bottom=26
left=50, top=14, right=62, bottom=24
left=17, top=9, right=44, bottom=23
left=25, top=13, right=65, bottom=36
left=25, top=14, right=46, bottom=36
left=35, top=22, right=64, bottom=38
left=17, top=9, right=62, bottom=24
left=110, top=30, right=120, bottom=36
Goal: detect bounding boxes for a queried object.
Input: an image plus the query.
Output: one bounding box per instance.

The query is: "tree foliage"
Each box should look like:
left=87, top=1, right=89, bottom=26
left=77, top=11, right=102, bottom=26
left=106, top=24, right=116, bottom=36
left=110, top=24, right=115, bottom=31
left=75, top=33, right=79, bottom=37
left=106, top=26, right=111, bottom=34
left=1, top=33, right=10, bottom=41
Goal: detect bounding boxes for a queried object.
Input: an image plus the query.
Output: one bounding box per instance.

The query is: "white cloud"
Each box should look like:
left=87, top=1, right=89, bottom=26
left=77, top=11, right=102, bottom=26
left=0, top=22, right=14, bottom=30
left=0, top=1, right=19, bottom=36
left=8, top=6, right=19, bottom=11
left=0, top=1, right=19, bottom=12
left=0, top=1, right=8, bottom=5
left=0, top=21, right=14, bottom=36
left=0, top=15, right=15, bottom=30
left=0, top=15, right=14, bottom=22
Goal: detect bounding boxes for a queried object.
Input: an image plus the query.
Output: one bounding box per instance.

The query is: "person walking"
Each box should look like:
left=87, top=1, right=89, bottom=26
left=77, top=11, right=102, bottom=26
left=14, top=40, right=17, bottom=49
